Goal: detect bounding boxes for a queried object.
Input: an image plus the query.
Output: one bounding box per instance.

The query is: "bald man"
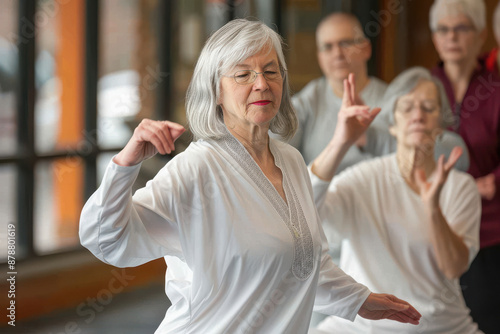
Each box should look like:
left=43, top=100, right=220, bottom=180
left=287, top=14, right=389, bottom=329
left=289, top=13, right=388, bottom=170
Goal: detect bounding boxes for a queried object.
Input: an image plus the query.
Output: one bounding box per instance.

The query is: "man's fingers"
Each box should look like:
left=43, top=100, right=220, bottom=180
left=349, top=73, right=356, bottom=104
left=343, top=106, right=371, bottom=119
left=342, top=78, right=352, bottom=107
left=370, top=107, right=382, bottom=117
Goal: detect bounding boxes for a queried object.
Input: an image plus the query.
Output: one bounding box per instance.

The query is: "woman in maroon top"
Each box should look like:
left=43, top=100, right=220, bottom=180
left=429, top=1, right=500, bottom=333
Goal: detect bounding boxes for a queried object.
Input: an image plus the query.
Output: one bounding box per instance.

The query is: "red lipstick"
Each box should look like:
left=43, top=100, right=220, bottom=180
left=251, top=100, right=271, bottom=106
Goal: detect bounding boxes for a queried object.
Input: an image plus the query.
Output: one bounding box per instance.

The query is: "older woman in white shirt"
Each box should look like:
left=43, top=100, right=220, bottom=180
left=79, top=19, right=420, bottom=333
left=310, top=67, right=481, bottom=334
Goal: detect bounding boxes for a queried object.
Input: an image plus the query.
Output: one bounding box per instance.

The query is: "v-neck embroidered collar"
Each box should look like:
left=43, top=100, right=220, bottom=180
left=215, top=130, right=314, bottom=280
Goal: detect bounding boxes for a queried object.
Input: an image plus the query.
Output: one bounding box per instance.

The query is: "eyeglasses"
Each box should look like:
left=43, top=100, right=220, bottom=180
left=318, top=38, right=366, bottom=53
left=434, top=24, right=475, bottom=36
left=223, top=69, right=285, bottom=85
left=396, top=101, right=439, bottom=114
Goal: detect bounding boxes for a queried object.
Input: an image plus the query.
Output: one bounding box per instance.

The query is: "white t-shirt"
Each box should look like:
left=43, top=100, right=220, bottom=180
left=79, top=133, right=371, bottom=334
left=310, top=154, right=482, bottom=334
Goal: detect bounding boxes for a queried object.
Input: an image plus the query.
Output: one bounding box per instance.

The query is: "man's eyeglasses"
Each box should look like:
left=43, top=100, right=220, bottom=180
left=223, top=69, right=286, bottom=85
left=318, top=38, right=366, bottom=53
left=434, top=24, right=475, bottom=36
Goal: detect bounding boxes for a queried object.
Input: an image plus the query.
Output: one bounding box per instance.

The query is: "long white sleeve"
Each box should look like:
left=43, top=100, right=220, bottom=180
left=79, top=159, right=181, bottom=268
left=313, top=223, right=371, bottom=320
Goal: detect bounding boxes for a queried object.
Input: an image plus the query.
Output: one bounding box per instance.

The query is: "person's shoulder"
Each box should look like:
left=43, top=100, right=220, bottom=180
left=368, top=76, right=388, bottom=90
left=447, top=169, right=477, bottom=192
left=441, top=169, right=480, bottom=211
left=293, top=76, right=327, bottom=98
left=162, top=139, right=219, bottom=173
left=364, top=77, right=388, bottom=105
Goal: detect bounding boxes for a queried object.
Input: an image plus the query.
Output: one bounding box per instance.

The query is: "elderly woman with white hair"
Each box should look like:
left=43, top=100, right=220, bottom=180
left=429, top=1, right=500, bottom=332
left=78, top=19, right=421, bottom=333
left=309, top=67, right=482, bottom=334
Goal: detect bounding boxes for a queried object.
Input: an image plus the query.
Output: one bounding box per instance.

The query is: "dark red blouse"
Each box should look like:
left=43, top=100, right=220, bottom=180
left=432, top=61, right=500, bottom=249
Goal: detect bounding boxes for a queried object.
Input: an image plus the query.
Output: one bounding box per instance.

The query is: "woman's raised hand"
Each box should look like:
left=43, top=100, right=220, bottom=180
left=333, top=73, right=381, bottom=147
left=415, top=146, right=463, bottom=207
left=114, top=119, right=186, bottom=167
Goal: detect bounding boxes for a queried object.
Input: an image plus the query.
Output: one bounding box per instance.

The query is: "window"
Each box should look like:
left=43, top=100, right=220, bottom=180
left=1, top=0, right=286, bottom=262
left=0, top=0, right=19, bottom=261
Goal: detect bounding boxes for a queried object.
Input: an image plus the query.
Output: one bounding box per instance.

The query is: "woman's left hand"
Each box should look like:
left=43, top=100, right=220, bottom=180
left=415, top=146, right=463, bottom=207
left=358, top=293, right=421, bottom=325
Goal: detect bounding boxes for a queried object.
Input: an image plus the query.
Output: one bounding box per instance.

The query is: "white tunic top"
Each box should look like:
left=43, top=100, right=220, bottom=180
left=79, top=133, right=371, bottom=334
left=310, top=154, right=482, bottom=334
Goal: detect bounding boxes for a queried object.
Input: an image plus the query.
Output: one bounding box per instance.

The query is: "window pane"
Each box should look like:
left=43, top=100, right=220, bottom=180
left=99, top=0, right=140, bottom=149
left=282, top=0, right=322, bottom=92
left=35, top=0, right=85, bottom=154
left=0, top=0, right=18, bottom=156
left=0, top=164, right=17, bottom=262
left=173, top=1, right=204, bottom=127
left=34, top=158, right=84, bottom=254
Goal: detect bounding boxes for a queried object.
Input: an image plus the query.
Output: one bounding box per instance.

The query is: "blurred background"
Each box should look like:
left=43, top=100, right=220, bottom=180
left=0, top=0, right=498, bottom=333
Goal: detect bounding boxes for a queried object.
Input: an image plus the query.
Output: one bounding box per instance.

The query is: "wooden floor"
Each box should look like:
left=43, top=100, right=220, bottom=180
left=4, top=283, right=170, bottom=334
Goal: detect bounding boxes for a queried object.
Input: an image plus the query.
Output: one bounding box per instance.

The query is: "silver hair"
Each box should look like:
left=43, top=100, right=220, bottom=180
left=429, top=0, right=486, bottom=32
left=378, top=67, right=455, bottom=128
left=494, top=1, right=500, bottom=41
left=185, top=18, right=297, bottom=141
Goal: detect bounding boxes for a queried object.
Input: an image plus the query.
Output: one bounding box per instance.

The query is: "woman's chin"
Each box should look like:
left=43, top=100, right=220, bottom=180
left=404, top=134, right=436, bottom=150
left=247, top=110, right=278, bottom=126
